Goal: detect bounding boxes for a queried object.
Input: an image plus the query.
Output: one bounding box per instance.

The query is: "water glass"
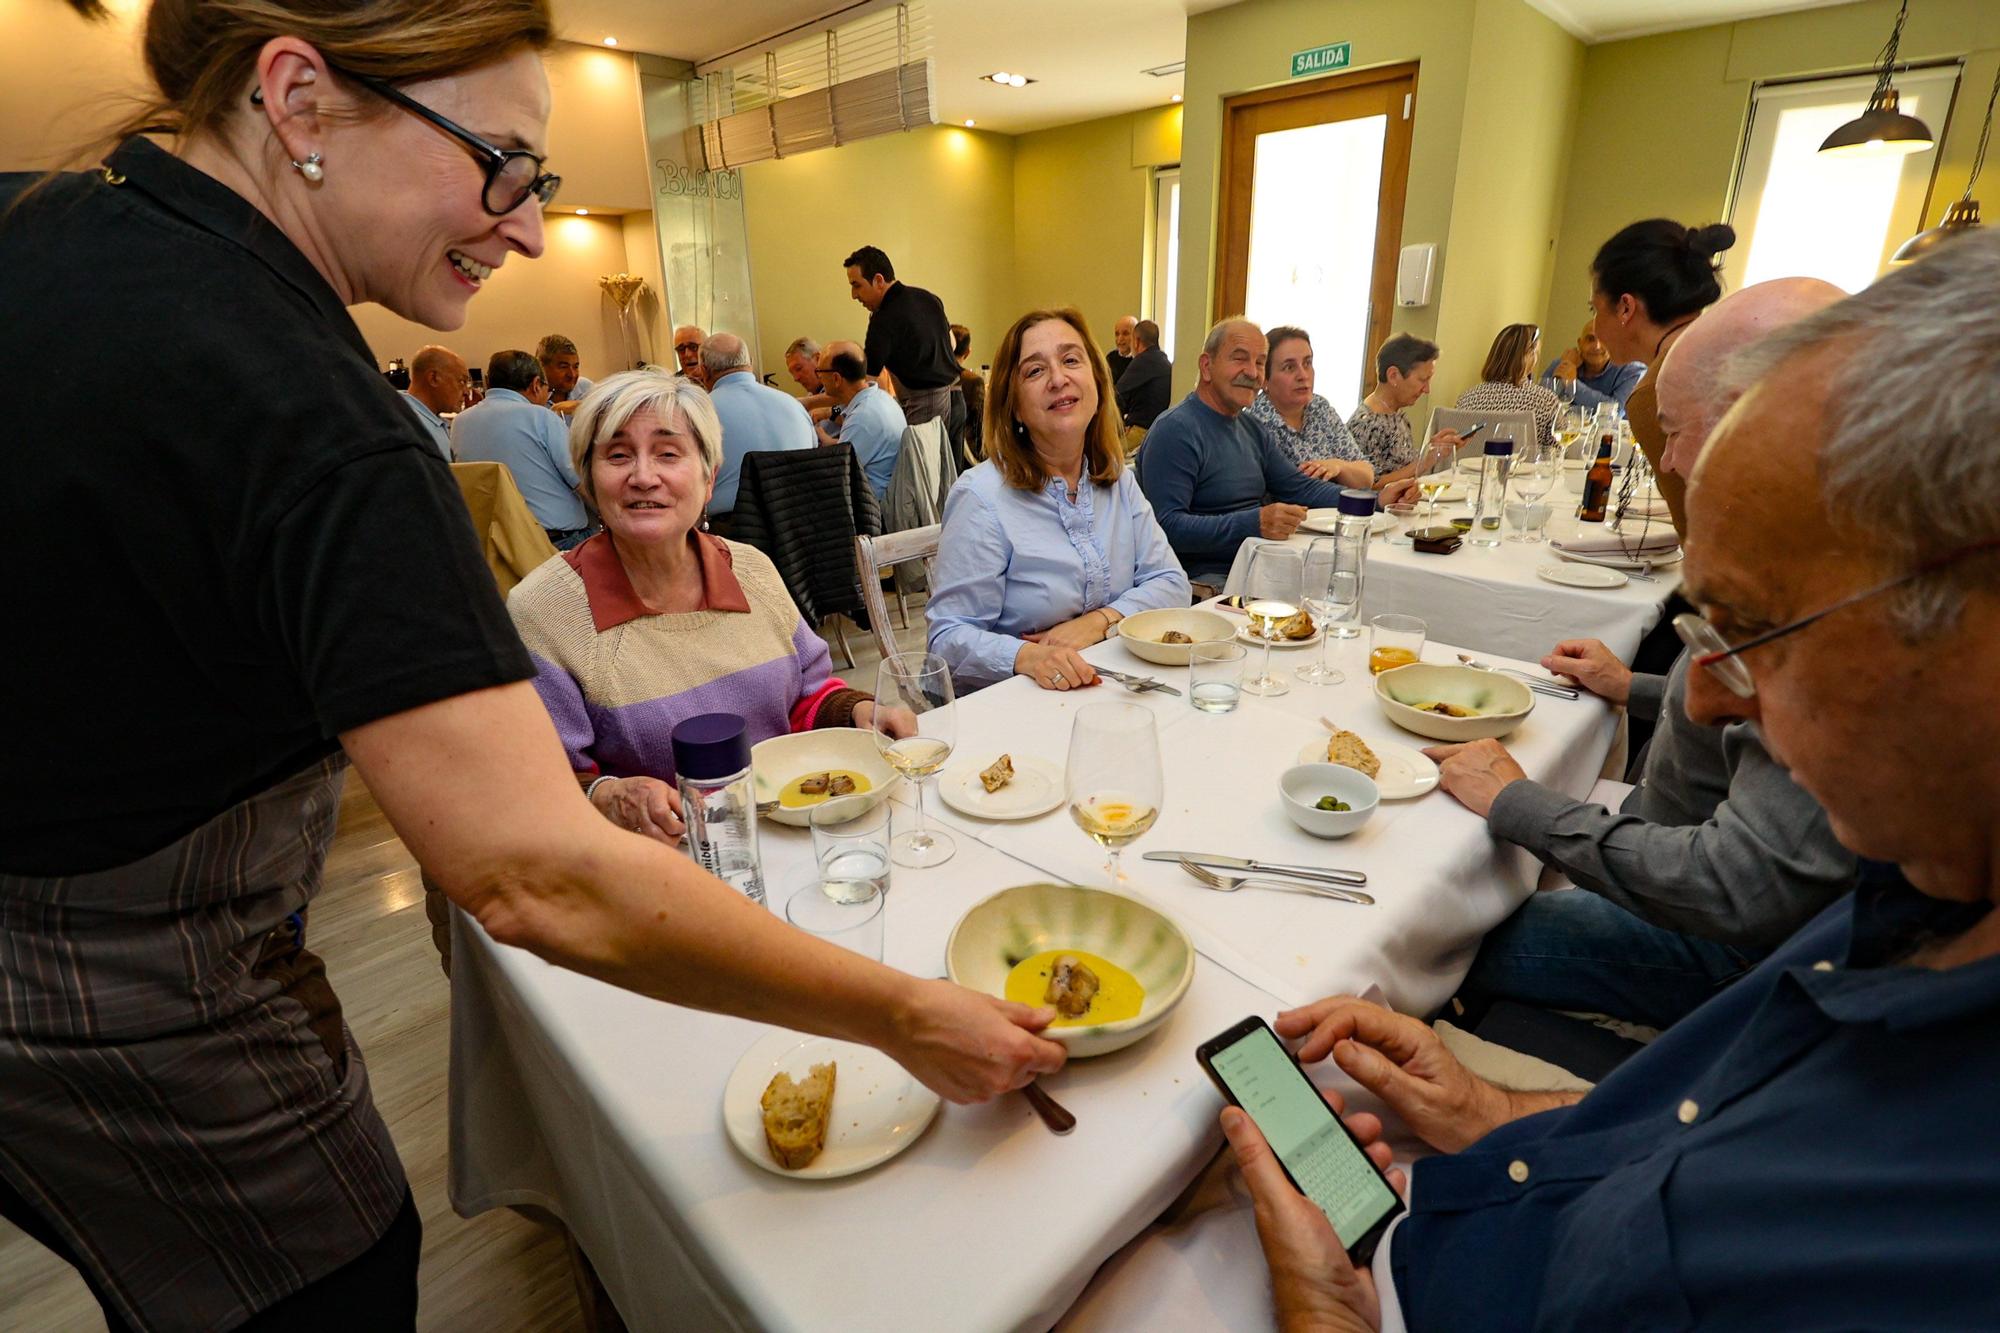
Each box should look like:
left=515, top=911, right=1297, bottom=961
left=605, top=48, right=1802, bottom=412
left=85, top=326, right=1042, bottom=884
left=1504, top=495, right=1555, bottom=543
left=1189, top=640, right=1248, bottom=713
left=1369, top=614, right=1427, bottom=675
left=785, top=884, right=885, bottom=961
left=810, top=800, right=892, bottom=904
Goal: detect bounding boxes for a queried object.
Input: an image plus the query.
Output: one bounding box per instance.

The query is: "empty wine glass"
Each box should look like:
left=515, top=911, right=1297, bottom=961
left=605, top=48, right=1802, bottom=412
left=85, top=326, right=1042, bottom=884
left=871, top=652, right=956, bottom=868
left=1239, top=542, right=1304, bottom=697
left=1506, top=440, right=1559, bottom=544
left=1296, top=537, right=1348, bottom=686
left=1065, top=702, right=1163, bottom=883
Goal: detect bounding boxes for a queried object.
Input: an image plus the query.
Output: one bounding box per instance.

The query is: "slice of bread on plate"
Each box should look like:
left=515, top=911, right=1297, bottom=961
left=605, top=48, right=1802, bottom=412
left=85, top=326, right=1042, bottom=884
left=761, top=1062, right=837, bottom=1169
left=1325, top=728, right=1381, bottom=779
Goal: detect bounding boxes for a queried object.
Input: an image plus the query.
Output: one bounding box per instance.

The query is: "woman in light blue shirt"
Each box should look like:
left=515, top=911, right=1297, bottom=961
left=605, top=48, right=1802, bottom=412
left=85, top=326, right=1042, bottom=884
left=928, top=307, right=1190, bottom=692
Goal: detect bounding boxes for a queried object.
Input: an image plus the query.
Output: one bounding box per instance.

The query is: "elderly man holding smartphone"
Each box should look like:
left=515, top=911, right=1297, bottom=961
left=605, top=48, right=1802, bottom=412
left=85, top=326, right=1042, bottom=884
left=1216, top=238, right=2000, bottom=1330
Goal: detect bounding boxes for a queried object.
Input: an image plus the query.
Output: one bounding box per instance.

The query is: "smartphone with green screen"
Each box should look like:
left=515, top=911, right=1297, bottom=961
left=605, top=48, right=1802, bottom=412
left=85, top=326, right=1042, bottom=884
left=1196, top=1015, right=1405, bottom=1264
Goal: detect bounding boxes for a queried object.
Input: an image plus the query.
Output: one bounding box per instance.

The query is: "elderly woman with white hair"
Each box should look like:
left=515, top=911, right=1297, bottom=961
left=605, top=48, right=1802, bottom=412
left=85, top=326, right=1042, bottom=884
left=509, top=370, right=912, bottom=838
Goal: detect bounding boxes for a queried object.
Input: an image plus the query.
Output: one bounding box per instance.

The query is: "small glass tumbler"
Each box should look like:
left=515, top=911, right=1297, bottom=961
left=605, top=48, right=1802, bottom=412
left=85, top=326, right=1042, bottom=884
left=785, top=885, right=885, bottom=960
left=1368, top=614, right=1427, bottom=676
left=1188, top=641, right=1248, bottom=714
left=810, top=800, right=892, bottom=905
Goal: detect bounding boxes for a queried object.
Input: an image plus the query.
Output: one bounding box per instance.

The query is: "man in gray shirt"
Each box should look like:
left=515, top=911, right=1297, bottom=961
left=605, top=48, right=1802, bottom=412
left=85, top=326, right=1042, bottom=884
left=1426, top=278, right=1854, bottom=1029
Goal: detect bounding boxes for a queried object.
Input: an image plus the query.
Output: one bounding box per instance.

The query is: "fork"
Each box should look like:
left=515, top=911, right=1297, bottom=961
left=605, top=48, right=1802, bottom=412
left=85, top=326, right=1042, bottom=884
left=1454, top=655, right=1581, bottom=700
left=1097, top=668, right=1179, bottom=697
left=1177, top=856, right=1375, bottom=906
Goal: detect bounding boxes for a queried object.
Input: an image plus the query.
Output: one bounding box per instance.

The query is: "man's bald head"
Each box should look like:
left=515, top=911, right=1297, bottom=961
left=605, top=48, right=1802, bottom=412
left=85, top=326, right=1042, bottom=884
left=699, top=332, right=751, bottom=382
left=408, top=344, right=468, bottom=414
left=818, top=339, right=869, bottom=404
left=1657, top=277, right=1847, bottom=478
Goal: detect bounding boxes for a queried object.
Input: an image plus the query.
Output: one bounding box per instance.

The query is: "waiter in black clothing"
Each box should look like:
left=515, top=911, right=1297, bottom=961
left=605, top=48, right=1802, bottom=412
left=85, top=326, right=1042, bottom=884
left=843, top=244, right=960, bottom=426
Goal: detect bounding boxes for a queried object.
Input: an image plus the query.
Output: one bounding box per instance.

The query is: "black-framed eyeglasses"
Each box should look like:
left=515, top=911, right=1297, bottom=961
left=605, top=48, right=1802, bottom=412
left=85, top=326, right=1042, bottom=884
left=338, top=68, right=561, bottom=215
left=1674, top=538, right=2000, bottom=698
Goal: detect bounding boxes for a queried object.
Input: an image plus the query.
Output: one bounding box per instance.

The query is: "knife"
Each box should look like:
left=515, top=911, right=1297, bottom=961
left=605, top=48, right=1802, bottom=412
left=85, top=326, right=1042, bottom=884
left=1143, top=851, right=1368, bottom=887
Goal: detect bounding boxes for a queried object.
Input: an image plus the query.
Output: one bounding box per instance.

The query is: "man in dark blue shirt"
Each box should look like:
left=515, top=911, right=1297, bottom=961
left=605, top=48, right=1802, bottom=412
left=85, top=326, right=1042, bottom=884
left=1136, top=318, right=1351, bottom=583
left=1219, top=235, right=2000, bottom=1330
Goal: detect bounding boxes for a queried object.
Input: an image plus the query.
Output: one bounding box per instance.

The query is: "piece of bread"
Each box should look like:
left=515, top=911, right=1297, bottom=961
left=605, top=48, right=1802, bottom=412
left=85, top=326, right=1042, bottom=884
left=980, top=754, right=1015, bottom=793
left=1045, top=955, right=1101, bottom=1018
left=1324, top=728, right=1381, bottom=779
left=1160, top=630, right=1193, bottom=644
left=761, top=1062, right=837, bottom=1169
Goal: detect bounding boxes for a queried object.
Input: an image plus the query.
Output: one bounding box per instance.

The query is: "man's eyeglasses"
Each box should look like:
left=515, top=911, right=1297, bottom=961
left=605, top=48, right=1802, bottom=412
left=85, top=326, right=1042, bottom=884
left=1675, top=538, right=2000, bottom=699
left=338, top=68, right=561, bottom=215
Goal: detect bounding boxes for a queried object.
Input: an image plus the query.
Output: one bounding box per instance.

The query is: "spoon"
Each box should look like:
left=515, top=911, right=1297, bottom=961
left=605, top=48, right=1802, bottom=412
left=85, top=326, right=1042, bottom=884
left=1020, top=1080, right=1076, bottom=1135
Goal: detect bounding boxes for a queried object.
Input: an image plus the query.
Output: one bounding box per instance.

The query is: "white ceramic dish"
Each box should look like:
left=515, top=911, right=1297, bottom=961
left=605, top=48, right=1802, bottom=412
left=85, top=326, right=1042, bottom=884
left=722, top=1032, right=939, bottom=1180
left=1237, top=621, right=1324, bottom=649
left=936, top=755, right=1064, bottom=821
left=1117, top=608, right=1238, bottom=666
left=1278, top=763, right=1380, bottom=838
left=751, top=729, right=898, bottom=828
left=1299, top=510, right=1396, bottom=536
left=945, top=883, right=1195, bottom=1058
left=1554, top=546, right=1684, bottom=572
left=1537, top=562, right=1629, bottom=589
left=1374, top=663, right=1535, bottom=742
left=1293, top=737, right=1439, bottom=799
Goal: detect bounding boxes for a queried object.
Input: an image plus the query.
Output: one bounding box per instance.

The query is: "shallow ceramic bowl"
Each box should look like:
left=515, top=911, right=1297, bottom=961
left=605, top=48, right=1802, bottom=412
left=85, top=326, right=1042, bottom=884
left=945, top=884, right=1196, bottom=1057
left=1278, top=763, right=1380, bottom=838
left=1374, top=663, right=1535, bottom=741
left=750, top=728, right=897, bottom=827
left=1116, top=608, right=1237, bottom=666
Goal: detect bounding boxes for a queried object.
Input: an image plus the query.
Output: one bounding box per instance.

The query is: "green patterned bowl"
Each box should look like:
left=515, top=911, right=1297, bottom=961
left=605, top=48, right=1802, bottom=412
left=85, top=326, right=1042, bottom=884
left=945, top=884, right=1196, bottom=1057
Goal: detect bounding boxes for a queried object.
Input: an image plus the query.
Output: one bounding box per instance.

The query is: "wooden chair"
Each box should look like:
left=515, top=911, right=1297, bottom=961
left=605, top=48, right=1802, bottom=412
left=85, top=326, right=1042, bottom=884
left=854, top=526, right=941, bottom=665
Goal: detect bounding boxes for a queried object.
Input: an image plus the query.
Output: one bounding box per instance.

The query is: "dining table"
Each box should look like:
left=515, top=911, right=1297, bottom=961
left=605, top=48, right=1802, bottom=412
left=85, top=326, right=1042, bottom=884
left=1218, top=474, right=1684, bottom=664
left=447, top=629, right=1624, bottom=1332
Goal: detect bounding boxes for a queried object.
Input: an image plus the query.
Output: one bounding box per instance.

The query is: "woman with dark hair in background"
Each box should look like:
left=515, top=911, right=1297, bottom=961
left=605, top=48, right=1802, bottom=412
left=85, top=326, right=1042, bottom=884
left=951, top=321, right=985, bottom=460
left=1589, top=218, right=1738, bottom=534
left=1454, top=322, right=1562, bottom=445
left=0, top=3, right=1061, bottom=1326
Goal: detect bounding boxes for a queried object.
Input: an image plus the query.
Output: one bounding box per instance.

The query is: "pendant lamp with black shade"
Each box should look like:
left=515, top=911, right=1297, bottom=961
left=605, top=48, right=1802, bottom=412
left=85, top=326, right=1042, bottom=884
left=1820, top=0, right=1935, bottom=158
left=1894, top=63, right=1998, bottom=262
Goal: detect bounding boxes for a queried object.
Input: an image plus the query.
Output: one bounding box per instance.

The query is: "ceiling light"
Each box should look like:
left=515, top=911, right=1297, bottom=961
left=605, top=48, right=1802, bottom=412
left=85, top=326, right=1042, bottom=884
left=984, top=71, right=1036, bottom=88
left=603, top=36, right=617, bottom=46
left=964, top=119, right=976, bottom=127
left=990, top=71, right=1011, bottom=84
left=1171, top=94, right=1183, bottom=104
left=1007, top=74, right=1027, bottom=87
left=1819, top=0, right=1933, bottom=158
left=575, top=208, right=589, bottom=216
left=1894, top=64, right=1998, bottom=261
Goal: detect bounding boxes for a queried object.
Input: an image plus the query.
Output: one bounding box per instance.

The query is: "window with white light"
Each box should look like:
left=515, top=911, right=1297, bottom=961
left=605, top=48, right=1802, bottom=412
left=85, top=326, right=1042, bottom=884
left=1728, top=66, right=1959, bottom=294
left=1150, top=167, right=1181, bottom=363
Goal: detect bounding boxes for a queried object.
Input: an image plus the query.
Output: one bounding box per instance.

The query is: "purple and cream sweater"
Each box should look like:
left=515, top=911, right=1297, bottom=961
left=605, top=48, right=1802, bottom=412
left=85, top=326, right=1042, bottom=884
left=508, top=532, right=863, bottom=785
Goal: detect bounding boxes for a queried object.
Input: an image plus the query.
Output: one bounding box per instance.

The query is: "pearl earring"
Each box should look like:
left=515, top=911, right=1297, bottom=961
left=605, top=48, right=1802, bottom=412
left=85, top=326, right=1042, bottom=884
left=293, top=153, right=324, bottom=183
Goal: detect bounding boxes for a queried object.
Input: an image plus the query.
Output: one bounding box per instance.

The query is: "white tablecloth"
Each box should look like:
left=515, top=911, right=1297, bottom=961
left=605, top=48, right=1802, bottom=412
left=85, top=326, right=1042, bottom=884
left=449, top=633, right=1621, bottom=1331
left=1219, top=502, right=1682, bottom=663
left=923, top=633, right=1619, bottom=1010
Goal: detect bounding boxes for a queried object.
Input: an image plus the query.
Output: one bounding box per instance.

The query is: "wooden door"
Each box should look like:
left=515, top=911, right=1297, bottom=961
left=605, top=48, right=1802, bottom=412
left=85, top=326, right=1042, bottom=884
left=1216, top=63, right=1418, bottom=408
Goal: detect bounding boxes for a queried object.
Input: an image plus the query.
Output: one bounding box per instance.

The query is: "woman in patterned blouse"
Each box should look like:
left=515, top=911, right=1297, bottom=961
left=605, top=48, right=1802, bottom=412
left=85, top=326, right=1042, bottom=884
left=1244, top=326, right=1375, bottom=489
left=1455, top=323, right=1562, bottom=446
left=1348, top=332, right=1468, bottom=498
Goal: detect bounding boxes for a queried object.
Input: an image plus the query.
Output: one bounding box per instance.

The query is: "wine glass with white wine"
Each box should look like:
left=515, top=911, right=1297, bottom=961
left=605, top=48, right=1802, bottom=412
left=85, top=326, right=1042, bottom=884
left=1240, top=541, right=1304, bottom=697
left=1065, top=702, right=1163, bottom=884
left=871, top=652, right=956, bottom=868
left=1416, top=437, right=1456, bottom=523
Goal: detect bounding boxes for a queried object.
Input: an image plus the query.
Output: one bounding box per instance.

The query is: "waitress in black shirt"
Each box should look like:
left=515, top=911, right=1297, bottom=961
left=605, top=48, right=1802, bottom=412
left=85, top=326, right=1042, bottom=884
left=0, top=3, right=1063, bottom=1327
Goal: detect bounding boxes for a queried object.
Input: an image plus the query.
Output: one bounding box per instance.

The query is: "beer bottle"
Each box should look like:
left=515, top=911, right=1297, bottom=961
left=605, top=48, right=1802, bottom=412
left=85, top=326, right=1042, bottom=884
left=1579, top=437, right=1615, bottom=523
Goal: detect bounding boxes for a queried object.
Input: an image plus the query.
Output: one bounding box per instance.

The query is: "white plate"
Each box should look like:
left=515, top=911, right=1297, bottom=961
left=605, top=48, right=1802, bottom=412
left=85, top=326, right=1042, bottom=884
left=936, top=755, right=1064, bottom=821
left=1294, top=736, right=1439, bottom=799
left=722, top=1032, right=940, bottom=1180
left=1537, top=562, right=1629, bottom=589
left=1238, top=622, right=1324, bottom=649
left=1553, top=545, right=1684, bottom=572
left=1298, top=510, right=1396, bottom=536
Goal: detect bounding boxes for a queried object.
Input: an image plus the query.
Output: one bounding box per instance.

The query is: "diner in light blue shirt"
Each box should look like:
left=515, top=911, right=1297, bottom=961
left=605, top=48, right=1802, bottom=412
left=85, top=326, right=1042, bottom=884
left=707, top=369, right=816, bottom=515
left=449, top=386, right=587, bottom=532
left=839, top=382, right=907, bottom=500
left=927, top=461, right=1191, bottom=690
left=398, top=390, right=454, bottom=461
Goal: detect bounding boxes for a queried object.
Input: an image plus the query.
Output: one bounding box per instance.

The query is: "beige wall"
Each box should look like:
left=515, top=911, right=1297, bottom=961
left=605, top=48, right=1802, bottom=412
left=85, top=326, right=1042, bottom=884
left=1437, top=0, right=1585, bottom=394
left=0, top=13, right=653, bottom=375
left=1542, top=0, right=2000, bottom=340
left=739, top=126, right=1020, bottom=380
left=1010, top=112, right=1157, bottom=341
